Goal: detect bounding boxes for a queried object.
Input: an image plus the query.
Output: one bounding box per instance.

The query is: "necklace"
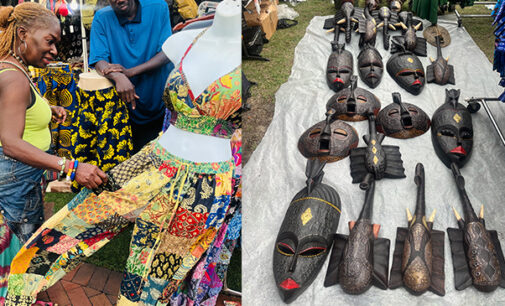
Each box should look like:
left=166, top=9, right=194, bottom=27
left=9, top=50, right=29, bottom=72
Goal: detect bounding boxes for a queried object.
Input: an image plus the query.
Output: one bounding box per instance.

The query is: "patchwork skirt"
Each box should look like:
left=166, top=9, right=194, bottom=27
left=5, top=140, right=234, bottom=305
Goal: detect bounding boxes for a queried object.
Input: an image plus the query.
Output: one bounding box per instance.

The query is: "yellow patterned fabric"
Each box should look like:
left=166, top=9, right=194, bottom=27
left=35, top=65, right=81, bottom=159
left=71, top=86, right=134, bottom=191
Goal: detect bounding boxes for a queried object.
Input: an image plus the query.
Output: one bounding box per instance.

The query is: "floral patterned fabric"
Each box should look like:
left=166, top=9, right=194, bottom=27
left=36, top=65, right=80, bottom=160
left=0, top=214, right=22, bottom=298
left=71, top=86, right=134, bottom=192
left=169, top=206, right=241, bottom=305
left=163, top=30, right=242, bottom=139
left=5, top=140, right=234, bottom=305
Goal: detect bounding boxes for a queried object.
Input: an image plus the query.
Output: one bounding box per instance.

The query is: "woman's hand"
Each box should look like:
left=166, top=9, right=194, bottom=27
left=50, top=106, right=67, bottom=124
left=74, top=162, right=108, bottom=189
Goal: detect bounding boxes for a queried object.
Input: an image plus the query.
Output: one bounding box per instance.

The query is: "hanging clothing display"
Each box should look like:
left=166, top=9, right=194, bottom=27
left=6, top=30, right=242, bottom=305
left=56, top=14, right=84, bottom=62
left=36, top=64, right=81, bottom=160
left=70, top=86, right=134, bottom=191
left=493, top=0, right=505, bottom=100
left=0, top=215, right=22, bottom=300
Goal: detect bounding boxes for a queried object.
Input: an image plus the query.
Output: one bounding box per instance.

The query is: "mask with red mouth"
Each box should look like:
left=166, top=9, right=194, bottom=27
left=377, top=92, right=430, bottom=139
left=326, top=44, right=353, bottom=92
left=386, top=47, right=425, bottom=95
left=357, top=45, right=383, bottom=89
left=431, top=89, right=473, bottom=168
left=273, top=160, right=341, bottom=303
left=298, top=111, right=359, bottom=162
left=326, top=76, right=381, bottom=121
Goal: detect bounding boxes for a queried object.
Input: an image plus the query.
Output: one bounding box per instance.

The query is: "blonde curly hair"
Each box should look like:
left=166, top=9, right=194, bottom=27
left=0, top=2, right=58, bottom=59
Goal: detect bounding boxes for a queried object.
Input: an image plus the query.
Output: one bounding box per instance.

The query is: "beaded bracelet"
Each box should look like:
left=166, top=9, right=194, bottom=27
left=70, top=160, right=78, bottom=181
left=58, top=156, right=66, bottom=177
left=65, top=160, right=74, bottom=181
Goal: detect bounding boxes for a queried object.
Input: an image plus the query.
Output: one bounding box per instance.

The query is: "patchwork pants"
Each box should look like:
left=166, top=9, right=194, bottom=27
left=5, top=141, right=234, bottom=305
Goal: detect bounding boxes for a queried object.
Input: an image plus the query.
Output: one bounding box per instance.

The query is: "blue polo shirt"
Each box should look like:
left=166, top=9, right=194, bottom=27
left=89, top=0, right=173, bottom=124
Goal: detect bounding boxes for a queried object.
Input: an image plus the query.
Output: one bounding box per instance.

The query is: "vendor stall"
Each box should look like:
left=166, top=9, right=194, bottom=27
left=243, top=12, right=505, bottom=305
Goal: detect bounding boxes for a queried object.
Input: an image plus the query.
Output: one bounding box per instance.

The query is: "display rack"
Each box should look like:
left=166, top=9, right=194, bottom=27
left=465, top=97, right=505, bottom=146
left=454, top=1, right=496, bottom=27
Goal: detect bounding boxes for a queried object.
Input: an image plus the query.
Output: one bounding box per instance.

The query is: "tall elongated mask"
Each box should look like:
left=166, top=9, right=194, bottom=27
left=274, top=160, right=341, bottom=303
left=326, top=44, right=353, bottom=92
left=357, top=46, right=383, bottom=88
left=377, top=92, right=430, bottom=139
left=431, top=89, right=473, bottom=168
left=298, top=113, right=359, bottom=162
left=387, top=42, right=425, bottom=95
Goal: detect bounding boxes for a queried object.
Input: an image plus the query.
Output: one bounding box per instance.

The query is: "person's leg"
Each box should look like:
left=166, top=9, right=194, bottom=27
left=0, top=148, right=45, bottom=244
left=130, top=115, right=165, bottom=154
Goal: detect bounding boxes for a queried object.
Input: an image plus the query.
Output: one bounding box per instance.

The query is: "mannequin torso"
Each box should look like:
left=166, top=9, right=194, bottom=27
left=77, top=70, right=113, bottom=91
left=159, top=0, right=241, bottom=163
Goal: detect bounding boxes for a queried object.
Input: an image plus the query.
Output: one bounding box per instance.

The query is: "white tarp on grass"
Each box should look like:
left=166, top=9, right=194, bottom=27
left=243, top=14, right=505, bottom=305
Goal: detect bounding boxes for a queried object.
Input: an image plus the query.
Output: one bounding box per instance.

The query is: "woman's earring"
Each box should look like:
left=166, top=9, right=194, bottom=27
left=18, top=40, right=27, bottom=55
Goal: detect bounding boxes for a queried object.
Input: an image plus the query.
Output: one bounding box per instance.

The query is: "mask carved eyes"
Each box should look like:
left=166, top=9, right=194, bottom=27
left=333, top=128, right=348, bottom=140
left=337, top=96, right=347, bottom=103
left=408, top=107, right=418, bottom=114
left=299, top=247, right=326, bottom=257
left=309, top=129, right=321, bottom=138
left=439, top=129, right=455, bottom=137
left=399, top=71, right=414, bottom=76
left=339, top=68, right=351, bottom=75
left=460, top=129, right=473, bottom=139
left=357, top=96, right=368, bottom=103
left=388, top=109, right=400, bottom=117
left=277, top=242, right=295, bottom=256
left=327, top=67, right=339, bottom=74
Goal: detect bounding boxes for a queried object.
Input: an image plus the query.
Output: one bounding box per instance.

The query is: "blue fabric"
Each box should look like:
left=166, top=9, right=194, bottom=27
left=0, top=147, right=45, bottom=243
left=89, top=0, right=173, bottom=124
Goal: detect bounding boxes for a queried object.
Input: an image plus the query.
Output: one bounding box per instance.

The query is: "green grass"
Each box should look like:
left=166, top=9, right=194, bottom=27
left=243, top=1, right=496, bottom=162
left=45, top=192, right=241, bottom=290
left=456, top=4, right=495, bottom=62
left=45, top=192, right=132, bottom=272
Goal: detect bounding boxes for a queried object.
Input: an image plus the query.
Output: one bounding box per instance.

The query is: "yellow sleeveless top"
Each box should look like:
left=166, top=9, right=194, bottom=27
left=0, top=68, right=52, bottom=151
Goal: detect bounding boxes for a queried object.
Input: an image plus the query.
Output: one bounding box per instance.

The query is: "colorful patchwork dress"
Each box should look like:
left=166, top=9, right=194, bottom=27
left=6, top=31, right=241, bottom=306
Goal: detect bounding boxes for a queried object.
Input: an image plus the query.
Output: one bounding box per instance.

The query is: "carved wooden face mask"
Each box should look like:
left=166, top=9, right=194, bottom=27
left=326, top=45, right=353, bottom=92
left=298, top=114, right=359, bottom=162
left=274, top=160, right=341, bottom=303
left=431, top=89, right=473, bottom=169
left=326, top=76, right=381, bottom=121
left=357, top=46, right=383, bottom=88
left=387, top=48, right=425, bottom=95
left=377, top=92, right=430, bottom=139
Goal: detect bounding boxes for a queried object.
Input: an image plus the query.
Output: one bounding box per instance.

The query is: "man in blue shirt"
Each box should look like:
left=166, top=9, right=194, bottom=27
left=89, top=0, right=173, bottom=153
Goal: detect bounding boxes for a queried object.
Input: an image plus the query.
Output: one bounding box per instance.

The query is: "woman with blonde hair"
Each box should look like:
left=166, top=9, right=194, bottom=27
left=0, top=3, right=107, bottom=299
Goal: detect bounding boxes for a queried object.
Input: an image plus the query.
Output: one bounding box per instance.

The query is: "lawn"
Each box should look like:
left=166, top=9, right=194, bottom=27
left=242, top=0, right=495, bottom=163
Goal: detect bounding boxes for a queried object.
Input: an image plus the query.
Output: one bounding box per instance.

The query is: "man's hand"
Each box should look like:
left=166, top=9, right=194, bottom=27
left=112, top=73, right=139, bottom=109
left=102, top=64, right=135, bottom=78
left=101, top=63, right=126, bottom=75
left=50, top=106, right=67, bottom=124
